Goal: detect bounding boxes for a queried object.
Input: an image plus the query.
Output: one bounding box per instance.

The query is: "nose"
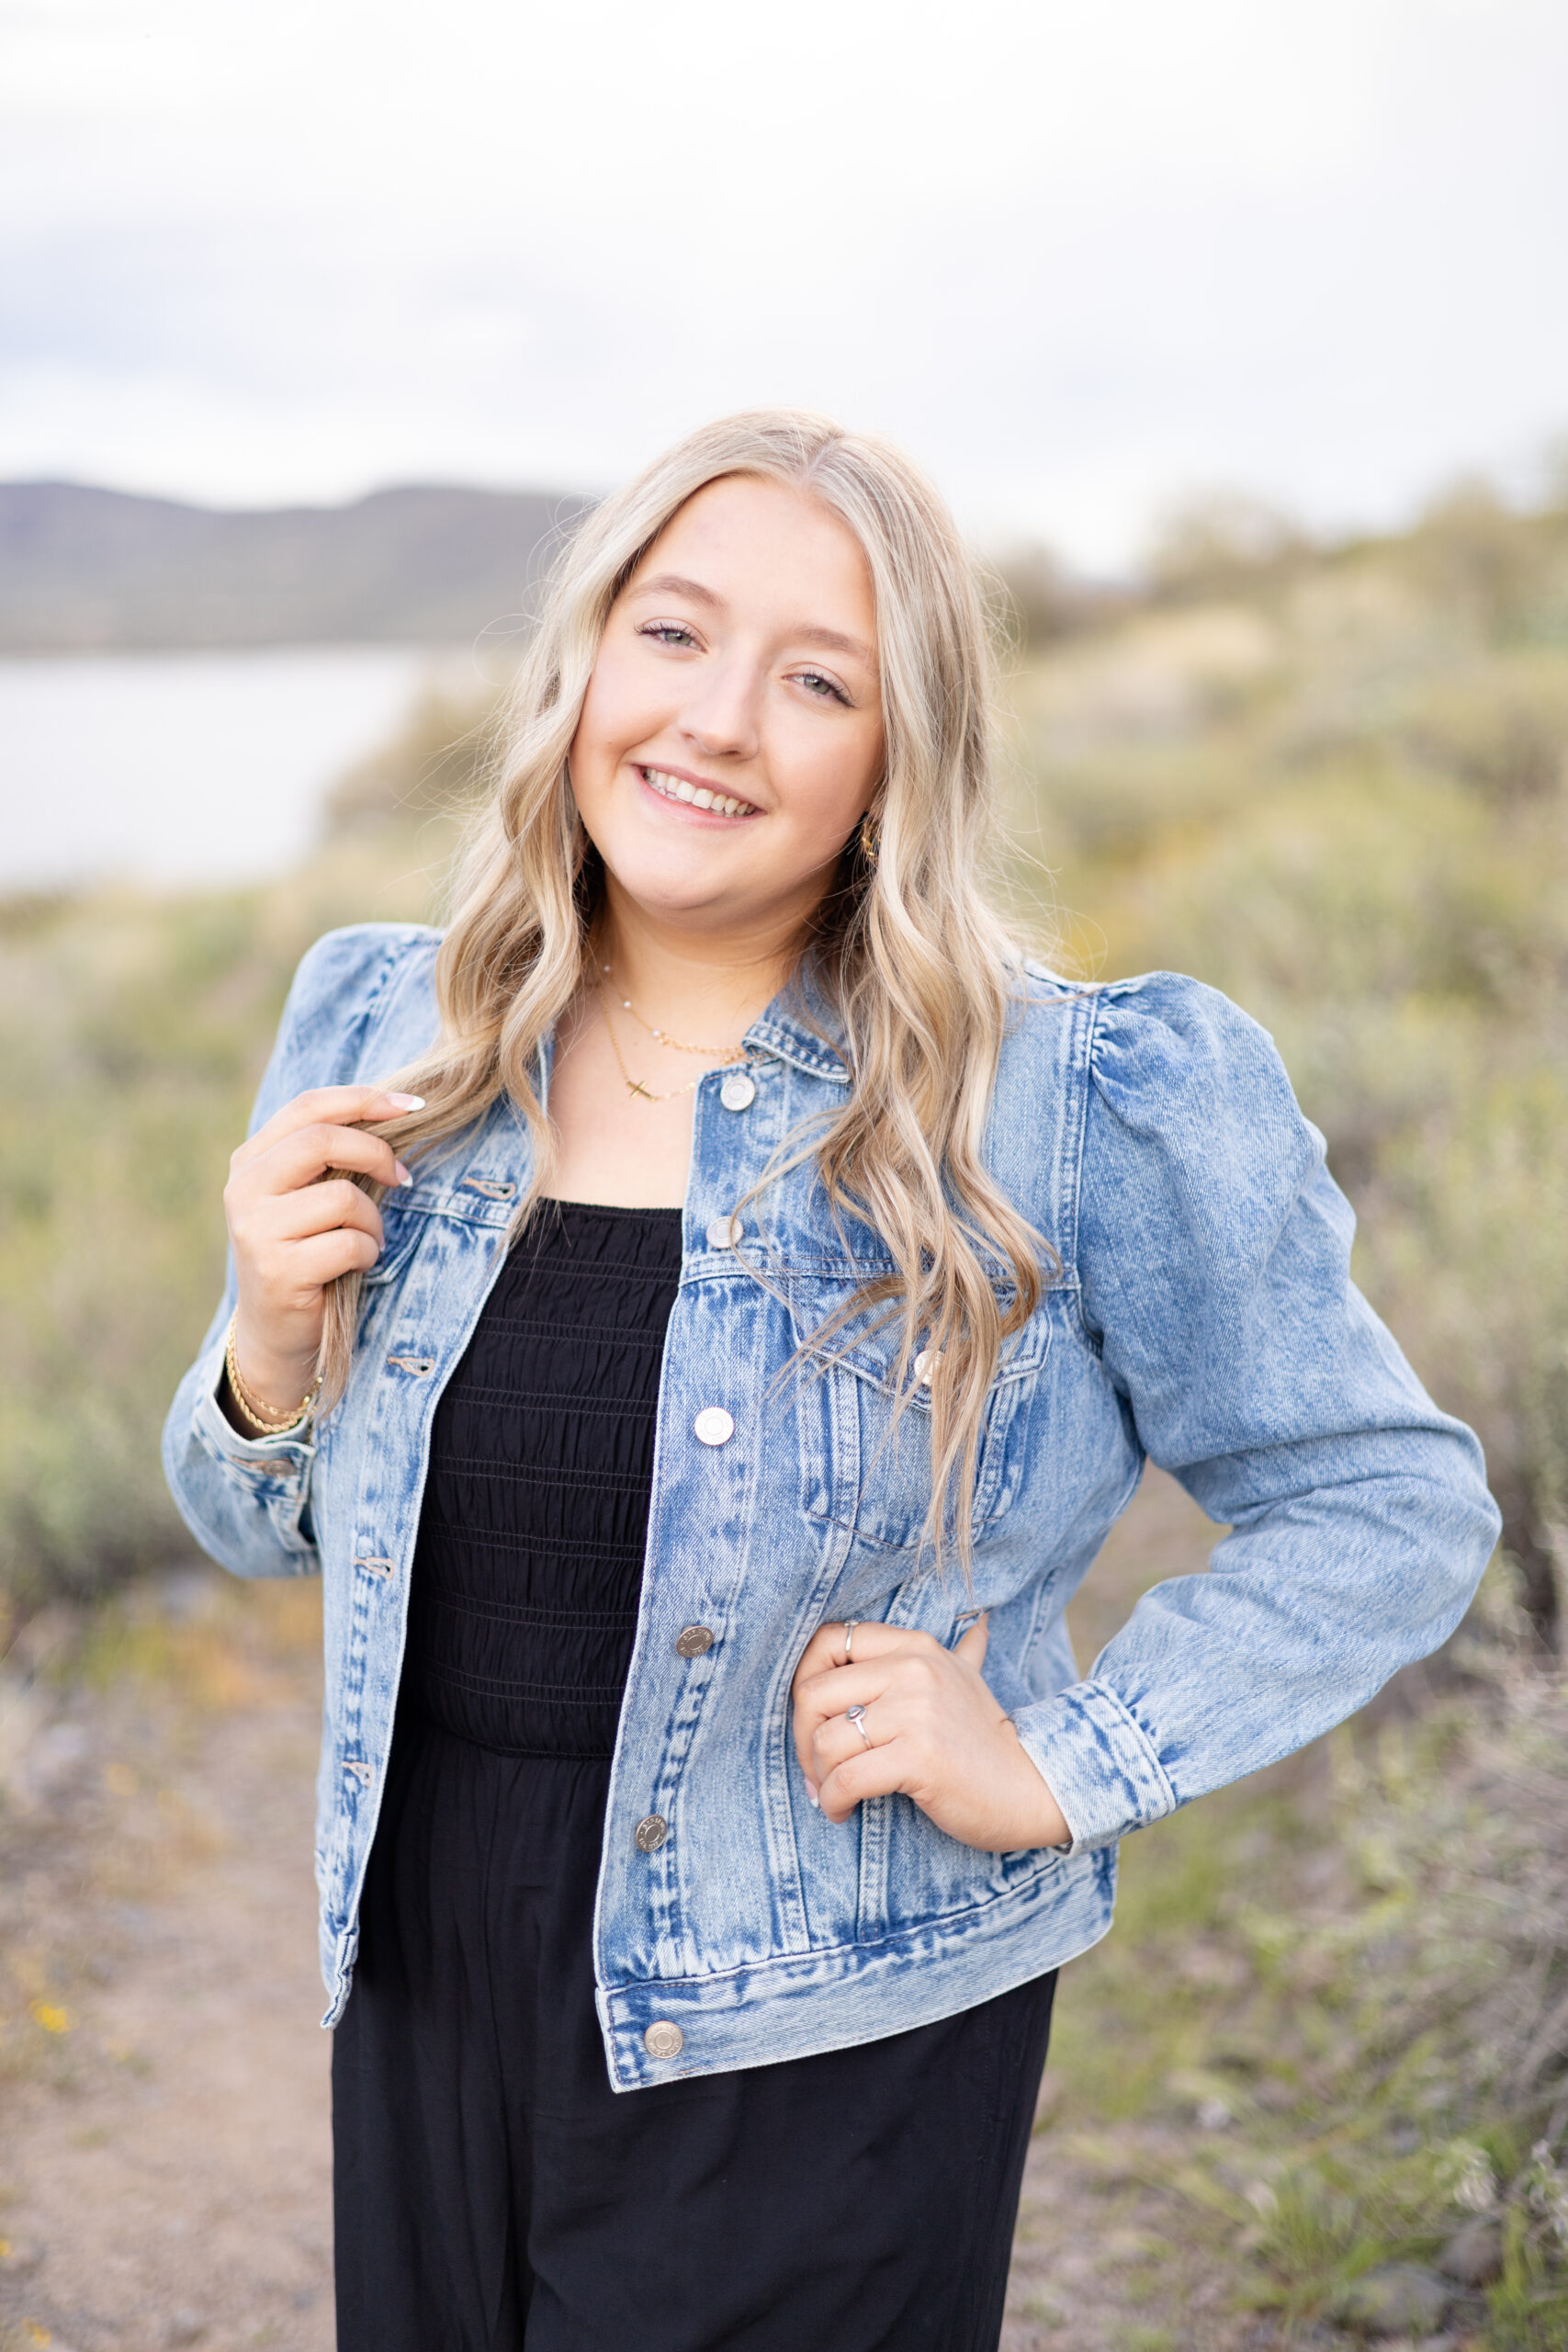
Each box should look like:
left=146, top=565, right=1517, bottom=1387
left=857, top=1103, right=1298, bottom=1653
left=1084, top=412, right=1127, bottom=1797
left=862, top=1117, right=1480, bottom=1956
left=679, top=650, right=761, bottom=763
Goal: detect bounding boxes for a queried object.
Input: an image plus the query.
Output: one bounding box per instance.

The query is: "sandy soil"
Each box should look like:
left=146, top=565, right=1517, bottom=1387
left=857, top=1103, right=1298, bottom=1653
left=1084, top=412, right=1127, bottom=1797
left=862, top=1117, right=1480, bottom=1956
left=0, top=1584, right=333, bottom=2352
left=0, top=1475, right=1264, bottom=2352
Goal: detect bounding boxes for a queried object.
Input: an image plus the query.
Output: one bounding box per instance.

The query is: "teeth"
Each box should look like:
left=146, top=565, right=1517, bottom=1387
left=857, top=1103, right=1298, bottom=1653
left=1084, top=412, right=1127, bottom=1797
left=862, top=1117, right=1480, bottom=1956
left=642, top=767, right=755, bottom=819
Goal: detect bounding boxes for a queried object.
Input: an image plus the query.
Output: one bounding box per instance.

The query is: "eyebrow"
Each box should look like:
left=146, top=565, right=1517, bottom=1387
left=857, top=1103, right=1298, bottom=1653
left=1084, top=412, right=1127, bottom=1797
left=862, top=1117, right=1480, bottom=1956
left=630, top=571, right=876, bottom=670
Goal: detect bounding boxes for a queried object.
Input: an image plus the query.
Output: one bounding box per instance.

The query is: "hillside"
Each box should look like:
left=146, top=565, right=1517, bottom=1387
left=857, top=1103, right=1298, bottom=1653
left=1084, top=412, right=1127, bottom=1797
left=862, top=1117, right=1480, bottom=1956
left=0, top=480, right=592, bottom=650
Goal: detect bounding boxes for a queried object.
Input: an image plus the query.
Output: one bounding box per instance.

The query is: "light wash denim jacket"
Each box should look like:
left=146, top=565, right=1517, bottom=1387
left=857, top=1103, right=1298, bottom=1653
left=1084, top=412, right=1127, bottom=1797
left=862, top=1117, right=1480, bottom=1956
left=163, top=924, right=1498, bottom=2088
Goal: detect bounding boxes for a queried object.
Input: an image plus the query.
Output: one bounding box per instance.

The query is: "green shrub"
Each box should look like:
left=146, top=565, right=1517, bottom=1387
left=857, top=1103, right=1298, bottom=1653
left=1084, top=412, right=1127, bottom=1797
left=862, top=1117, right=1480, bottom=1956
left=1010, top=488, right=1568, bottom=1644
left=0, top=848, right=437, bottom=1617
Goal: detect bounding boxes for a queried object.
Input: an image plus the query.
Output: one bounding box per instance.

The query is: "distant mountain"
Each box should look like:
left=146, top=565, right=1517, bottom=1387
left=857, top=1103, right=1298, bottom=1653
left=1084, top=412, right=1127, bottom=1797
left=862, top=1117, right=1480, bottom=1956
left=0, top=481, right=593, bottom=651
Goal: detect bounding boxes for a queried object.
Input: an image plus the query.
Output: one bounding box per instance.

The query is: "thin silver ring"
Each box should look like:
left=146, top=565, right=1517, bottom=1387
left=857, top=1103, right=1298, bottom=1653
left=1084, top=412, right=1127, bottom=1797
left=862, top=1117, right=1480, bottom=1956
left=841, top=1619, right=861, bottom=1664
left=845, top=1703, right=873, bottom=1748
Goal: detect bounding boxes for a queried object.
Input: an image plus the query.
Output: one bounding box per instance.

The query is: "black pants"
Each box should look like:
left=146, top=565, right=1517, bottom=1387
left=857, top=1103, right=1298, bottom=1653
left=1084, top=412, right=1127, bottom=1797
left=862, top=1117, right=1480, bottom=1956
left=333, top=1722, right=1056, bottom=2352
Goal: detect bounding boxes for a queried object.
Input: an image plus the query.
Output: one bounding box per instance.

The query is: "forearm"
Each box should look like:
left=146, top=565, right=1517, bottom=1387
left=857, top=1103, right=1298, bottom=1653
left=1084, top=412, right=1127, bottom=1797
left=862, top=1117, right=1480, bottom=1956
left=1016, top=1438, right=1499, bottom=1851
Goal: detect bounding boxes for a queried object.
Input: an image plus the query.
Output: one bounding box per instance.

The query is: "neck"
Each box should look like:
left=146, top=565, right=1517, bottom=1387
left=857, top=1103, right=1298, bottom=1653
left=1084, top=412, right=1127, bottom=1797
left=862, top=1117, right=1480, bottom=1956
left=596, top=881, right=807, bottom=1041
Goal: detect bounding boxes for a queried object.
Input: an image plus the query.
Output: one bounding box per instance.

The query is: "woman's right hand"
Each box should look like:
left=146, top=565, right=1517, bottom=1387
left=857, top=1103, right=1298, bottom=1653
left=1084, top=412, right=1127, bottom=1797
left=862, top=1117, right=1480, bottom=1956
left=221, top=1085, right=422, bottom=1424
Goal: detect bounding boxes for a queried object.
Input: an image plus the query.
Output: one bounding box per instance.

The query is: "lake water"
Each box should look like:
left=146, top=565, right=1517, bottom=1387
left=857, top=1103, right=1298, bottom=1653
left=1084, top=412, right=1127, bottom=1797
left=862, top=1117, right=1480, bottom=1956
left=0, top=647, right=454, bottom=892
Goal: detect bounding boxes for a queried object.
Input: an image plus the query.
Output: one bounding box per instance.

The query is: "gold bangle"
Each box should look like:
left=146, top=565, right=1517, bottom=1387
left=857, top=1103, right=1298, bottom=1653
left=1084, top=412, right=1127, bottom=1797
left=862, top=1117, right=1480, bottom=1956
left=224, top=1312, right=322, bottom=1435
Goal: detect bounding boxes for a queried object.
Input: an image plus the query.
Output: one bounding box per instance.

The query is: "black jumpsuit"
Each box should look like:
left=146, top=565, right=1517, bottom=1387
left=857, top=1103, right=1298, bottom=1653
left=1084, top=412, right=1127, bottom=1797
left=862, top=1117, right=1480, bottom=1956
left=333, top=1200, right=1056, bottom=2352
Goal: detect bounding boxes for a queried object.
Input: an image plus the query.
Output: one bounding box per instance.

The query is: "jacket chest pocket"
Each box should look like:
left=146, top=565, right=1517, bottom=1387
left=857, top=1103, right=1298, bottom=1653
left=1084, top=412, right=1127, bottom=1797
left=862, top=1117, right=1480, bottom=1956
left=354, top=1180, right=514, bottom=1337
left=357, top=1197, right=427, bottom=1301
left=787, top=1275, right=1050, bottom=1555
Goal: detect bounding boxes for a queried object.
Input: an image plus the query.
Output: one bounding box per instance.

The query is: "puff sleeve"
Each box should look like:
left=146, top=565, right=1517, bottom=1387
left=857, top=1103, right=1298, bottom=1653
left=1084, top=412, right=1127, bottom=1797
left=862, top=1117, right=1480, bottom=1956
left=1011, top=973, right=1500, bottom=1852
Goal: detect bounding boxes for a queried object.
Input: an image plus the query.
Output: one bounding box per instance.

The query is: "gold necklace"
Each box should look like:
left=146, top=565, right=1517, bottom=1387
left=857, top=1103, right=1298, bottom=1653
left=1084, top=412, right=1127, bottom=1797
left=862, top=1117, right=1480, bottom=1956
left=597, top=959, right=746, bottom=1062
left=599, top=987, right=708, bottom=1102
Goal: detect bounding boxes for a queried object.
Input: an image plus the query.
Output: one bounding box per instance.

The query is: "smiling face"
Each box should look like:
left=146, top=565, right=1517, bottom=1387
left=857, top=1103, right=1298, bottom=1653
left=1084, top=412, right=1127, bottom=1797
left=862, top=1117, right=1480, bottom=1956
left=568, top=473, right=886, bottom=955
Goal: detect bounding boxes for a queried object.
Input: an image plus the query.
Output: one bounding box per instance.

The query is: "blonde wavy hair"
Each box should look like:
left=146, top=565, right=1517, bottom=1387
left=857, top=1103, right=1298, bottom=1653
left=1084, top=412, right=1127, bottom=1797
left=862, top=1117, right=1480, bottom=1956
left=321, top=407, right=1053, bottom=1563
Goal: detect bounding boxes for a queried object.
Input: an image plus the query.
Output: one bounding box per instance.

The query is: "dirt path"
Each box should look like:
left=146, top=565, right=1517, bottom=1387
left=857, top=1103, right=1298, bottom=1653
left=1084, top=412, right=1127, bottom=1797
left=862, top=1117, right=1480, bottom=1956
left=1, top=1478, right=1258, bottom=2352
left=0, top=1588, right=333, bottom=2352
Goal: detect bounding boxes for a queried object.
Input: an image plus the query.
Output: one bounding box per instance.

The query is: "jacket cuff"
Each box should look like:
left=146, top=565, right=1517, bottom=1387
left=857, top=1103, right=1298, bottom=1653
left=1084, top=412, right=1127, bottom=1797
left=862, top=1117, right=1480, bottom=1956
left=1013, top=1679, right=1179, bottom=1854
left=191, top=1335, right=314, bottom=1487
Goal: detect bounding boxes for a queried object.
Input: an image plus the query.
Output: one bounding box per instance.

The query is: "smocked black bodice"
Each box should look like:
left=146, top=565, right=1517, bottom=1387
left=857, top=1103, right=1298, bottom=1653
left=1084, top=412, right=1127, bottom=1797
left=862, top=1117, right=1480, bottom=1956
left=403, top=1199, right=683, bottom=1758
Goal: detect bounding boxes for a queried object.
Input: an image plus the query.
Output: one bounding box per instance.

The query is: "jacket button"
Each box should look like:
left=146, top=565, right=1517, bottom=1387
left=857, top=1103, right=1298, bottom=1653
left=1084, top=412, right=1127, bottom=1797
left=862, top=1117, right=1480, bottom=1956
left=719, top=1070, right=756, bottom=1112
left=675, top=1623, right=714, bottom=1658
left=705, top=1214, right=743, bottom=1249
left=644, top=2020, right=683, bottom=2058
left=694, top=1407, right=734, bottom=1446
left=914, top=1349, right=937, bottom=1386
left=634, top=1814, right=669, bottom=1852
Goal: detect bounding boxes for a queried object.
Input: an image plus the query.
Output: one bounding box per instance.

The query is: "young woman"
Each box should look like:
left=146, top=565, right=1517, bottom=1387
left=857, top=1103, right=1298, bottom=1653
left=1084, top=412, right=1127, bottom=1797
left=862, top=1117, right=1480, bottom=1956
left=164, top=410, right=1499, bottom=2352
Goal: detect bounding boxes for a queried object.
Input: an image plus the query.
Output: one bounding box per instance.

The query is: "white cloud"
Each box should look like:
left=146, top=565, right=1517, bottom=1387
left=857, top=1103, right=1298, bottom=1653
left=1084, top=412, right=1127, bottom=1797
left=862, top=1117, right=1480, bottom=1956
left=2, top=0, right=1565, bottom=563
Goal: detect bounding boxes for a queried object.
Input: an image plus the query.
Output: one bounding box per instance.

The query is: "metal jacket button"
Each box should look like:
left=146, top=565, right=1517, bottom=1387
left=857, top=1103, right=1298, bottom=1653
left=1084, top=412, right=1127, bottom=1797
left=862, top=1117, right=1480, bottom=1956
left=675, top=1624, right=714, bottom=1658
left=644, top=2020, right=683, bottom=2058
left=719, top=1071, right=756, bottom=1112
left=705, top=1214, right=743, bottom=1249
left=694, top=1407, right=734, bottom=1446
left=634, top=1814, right=669, bottom=1852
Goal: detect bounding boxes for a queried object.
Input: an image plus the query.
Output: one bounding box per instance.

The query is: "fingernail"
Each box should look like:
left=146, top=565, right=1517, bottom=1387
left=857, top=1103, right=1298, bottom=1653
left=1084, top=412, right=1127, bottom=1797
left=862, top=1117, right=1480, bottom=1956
left=805, top=1778, right=819, bottom=1806
left=385, top=1092, right=424, bottom=1111
left=807, top=1789, right=820, bottom=1811
left=394, top=1160, right=413, bottom=1186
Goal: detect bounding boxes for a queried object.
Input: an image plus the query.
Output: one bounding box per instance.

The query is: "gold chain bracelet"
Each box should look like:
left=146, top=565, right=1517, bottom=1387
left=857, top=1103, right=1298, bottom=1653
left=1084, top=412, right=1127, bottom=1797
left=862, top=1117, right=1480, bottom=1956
left=224, top=1311, right=322, bottom=1435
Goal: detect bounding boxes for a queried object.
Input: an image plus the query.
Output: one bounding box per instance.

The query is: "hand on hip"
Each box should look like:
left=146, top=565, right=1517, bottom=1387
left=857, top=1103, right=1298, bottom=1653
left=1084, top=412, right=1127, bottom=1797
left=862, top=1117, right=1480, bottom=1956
left=790, top=1616, right=1071, bottom=1852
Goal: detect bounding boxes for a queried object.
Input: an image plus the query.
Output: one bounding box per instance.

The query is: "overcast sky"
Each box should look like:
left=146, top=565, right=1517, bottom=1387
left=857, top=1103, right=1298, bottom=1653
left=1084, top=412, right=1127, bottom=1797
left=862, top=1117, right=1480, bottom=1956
left=4, top=0, right=1566, bottom=567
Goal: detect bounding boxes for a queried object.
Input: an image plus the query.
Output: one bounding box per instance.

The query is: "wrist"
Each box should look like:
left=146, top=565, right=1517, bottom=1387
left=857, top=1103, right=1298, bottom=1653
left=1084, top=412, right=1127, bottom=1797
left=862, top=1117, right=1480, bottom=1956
left=220, top=1371, right=287, bottom=1439
left=232, top=1316, right=317, bottom=1401
left=224, top=1313, right=321, bottom=1434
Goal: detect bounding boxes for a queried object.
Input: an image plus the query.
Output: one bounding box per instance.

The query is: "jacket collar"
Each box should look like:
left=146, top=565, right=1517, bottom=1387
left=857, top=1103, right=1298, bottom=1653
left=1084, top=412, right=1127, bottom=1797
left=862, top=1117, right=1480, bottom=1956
left=745, top=961, right=852, bottom=1086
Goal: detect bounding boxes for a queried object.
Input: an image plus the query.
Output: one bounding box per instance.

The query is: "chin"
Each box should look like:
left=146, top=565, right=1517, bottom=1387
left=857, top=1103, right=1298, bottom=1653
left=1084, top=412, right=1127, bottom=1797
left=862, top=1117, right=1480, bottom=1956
left=605, top=856, right=750, bottom=919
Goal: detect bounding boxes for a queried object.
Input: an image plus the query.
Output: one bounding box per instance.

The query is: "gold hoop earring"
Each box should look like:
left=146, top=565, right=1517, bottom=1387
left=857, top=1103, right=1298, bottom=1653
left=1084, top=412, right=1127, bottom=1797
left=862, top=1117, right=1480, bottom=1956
left=857, top=808, right=881, bottom=870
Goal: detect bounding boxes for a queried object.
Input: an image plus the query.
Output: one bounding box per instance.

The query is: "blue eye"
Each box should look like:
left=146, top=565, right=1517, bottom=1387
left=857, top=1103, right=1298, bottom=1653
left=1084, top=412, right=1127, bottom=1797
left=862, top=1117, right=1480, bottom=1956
left=639, top=622, right=698, bottom=649
left=798, top=671, right=850, bottom=705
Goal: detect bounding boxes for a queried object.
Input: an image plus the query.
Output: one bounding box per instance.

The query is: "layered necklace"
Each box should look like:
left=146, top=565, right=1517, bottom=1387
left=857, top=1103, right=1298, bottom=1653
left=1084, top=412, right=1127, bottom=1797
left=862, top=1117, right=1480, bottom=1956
left=595, top=956, right=750, bottom=1103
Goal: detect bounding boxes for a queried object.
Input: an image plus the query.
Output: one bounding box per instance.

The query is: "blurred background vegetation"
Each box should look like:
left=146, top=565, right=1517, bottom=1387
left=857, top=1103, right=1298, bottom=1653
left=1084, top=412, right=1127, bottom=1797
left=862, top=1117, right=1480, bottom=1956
left=2, top=478, right=1565, bottom=2341
left=1003, top=475, right=1568, bottom=1656
left=6, top=477, right=1562, bottom=1645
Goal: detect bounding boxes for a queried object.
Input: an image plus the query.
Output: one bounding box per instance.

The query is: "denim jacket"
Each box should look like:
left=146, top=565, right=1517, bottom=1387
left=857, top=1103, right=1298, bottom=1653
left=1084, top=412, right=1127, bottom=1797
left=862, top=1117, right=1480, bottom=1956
left=163, top=924, right=1499, bottom=2088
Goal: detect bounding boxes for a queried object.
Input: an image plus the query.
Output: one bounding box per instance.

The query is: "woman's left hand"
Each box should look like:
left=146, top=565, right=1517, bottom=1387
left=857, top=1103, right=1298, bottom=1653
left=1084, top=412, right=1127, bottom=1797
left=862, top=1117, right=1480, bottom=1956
left=790, top=1617, right=1072, bottom=1852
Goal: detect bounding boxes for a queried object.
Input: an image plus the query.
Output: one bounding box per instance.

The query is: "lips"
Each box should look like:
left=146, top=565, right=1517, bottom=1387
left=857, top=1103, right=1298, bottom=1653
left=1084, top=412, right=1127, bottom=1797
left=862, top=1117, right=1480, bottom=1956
left=639, top=764, right=760, bottom=820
